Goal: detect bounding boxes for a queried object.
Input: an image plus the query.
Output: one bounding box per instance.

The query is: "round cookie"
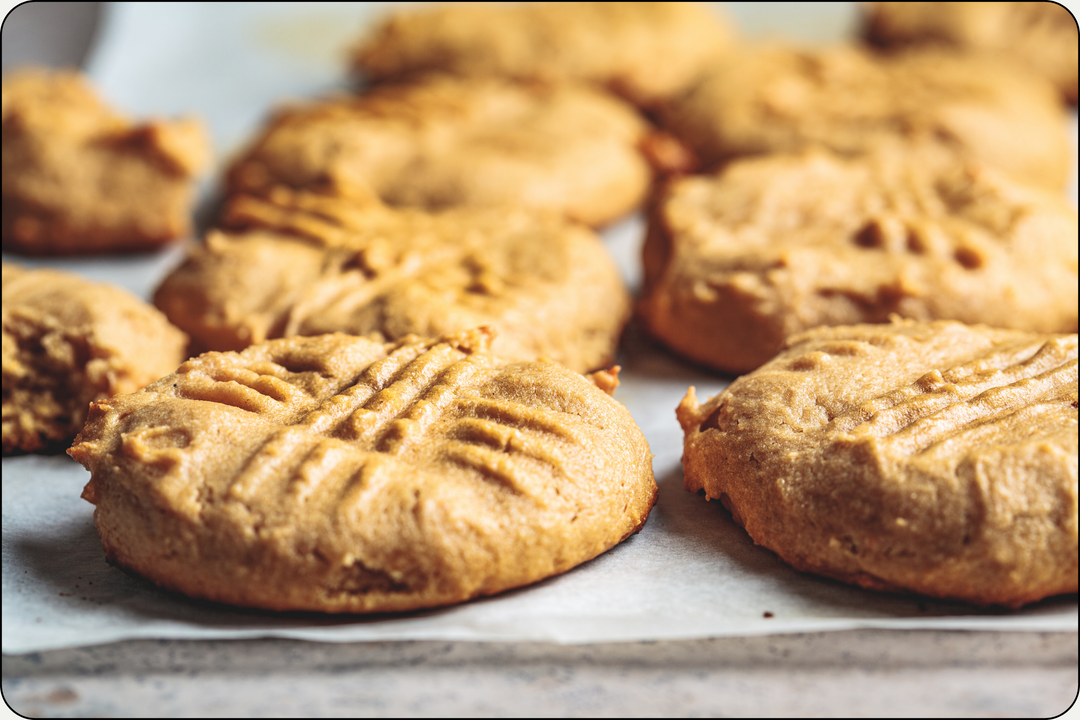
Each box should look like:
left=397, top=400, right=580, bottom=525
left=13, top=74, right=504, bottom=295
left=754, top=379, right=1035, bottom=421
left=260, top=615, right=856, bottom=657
left=656, top=43, right=1072, bottom=191
left=863, top=2, right=1079, bottom=105
left=678, top=319, right=1079, bottom=608
left=351, top=2, right=733, bottom=109
left=225, top=74, right=652, bottom=228
left=2, top=263, right=188, bottom=454
left=69, top=329, right=657, bottom=613
left=154, top=184, right=631, bottom=373
left=1, top=67, right=211, bottom=255
left=638, top=146, right=1079, bottom=375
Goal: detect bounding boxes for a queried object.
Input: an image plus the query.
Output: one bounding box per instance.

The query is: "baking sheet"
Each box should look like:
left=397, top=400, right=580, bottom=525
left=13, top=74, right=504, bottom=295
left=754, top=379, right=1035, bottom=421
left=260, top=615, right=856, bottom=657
left=3, top=2, right=1078, bottom=655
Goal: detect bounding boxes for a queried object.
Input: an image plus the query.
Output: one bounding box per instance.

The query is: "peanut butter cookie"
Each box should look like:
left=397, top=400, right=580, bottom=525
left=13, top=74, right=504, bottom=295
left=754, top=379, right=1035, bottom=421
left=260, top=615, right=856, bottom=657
left=2, top=264, right=188, bottom=454
left=154, top=184, right=630, bottom=373
left=678, top=319, right=1078, bottom=608
left=657, top=43, right=1071, bottom=191
left=351, top=2, right=732, bottom=108
left=638, top=146, right=1078, bottom=375
left=864, top=2, right=1079, bottom=104
left=225, top=74, right=651, bottom=228
left=70, top=329, right=657, bottom=613
left=2, top=68, right=211, bottom=255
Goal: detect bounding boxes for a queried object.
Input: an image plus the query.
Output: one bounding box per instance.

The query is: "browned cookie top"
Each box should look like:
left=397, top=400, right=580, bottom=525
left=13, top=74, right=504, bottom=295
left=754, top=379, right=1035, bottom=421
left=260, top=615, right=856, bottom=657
left=638, top=146, right=1079, bottom=375
left=678, top=319, right=1078, bottom=608
left=155, top=184, right=631, bottom=374
left=2, top=263, right=188, bottom=454
left=70, top=330, right=657, bottom=613
left=864, top=1, right=1079, bottom=104
left=352, top=2, right=733, bottom=108
left=1, top=68, right=210, bottom=255
left=226, top=74, right=652, bottom=228
left=657, top=43, right=1072, bottom=191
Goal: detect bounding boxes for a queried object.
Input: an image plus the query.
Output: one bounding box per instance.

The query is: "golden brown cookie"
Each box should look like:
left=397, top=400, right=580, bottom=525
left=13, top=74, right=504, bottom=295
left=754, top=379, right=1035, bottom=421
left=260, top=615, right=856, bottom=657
left=678, top=319, right=1079, bottom=608
left=351, top=2, right=732, bottom=108
left=656, top=43, right=1072, bottom=191
left=863, top=2, right=1079, bottom=104
left=1, top=67, right=211, bottom=255
left=225, top=74, right=651, bottom=228
left=2, top=263, right=188, bottom=455
left=154, top=183, right=631, bottom=373
left=69, top=329, right=657, bottom=613
left=638, top=146, right=1079, bottom=375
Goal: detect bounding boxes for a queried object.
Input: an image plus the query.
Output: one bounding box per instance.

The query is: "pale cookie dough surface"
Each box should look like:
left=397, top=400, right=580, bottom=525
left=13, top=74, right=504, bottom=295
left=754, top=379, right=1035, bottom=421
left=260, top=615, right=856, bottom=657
left=2, top=263, right=188, bottom=454
left=1, top=67, right=211, bottom=255
left=638, top=146, right=1079, bottom=375
left=225, top=74, right=651, bottom=228
left=678, top=319, right=1079, bottom=608
left=154, top=185, right=631, bottom=373
left=863, top=2, right=1079, bottom=104
left=69, top=330, right=657, bottom=614
left=351, top=2, right=733, bottom=109
left=657, top=43, right=1072, bottom=191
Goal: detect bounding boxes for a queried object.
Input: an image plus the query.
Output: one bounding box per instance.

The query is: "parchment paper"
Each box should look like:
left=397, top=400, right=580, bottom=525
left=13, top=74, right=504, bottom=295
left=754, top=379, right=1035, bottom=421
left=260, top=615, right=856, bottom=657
left=3, top=2, right=1077, bottom=655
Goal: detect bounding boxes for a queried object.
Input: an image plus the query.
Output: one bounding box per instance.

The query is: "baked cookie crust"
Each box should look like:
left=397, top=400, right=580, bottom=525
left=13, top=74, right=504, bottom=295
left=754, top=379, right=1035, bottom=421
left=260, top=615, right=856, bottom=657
left=154, top=184, right=631, bottom=373
left=638, top=146, right=1079, bottom=375
left=2, top=263, right=188, bottom=454
left=863, top=1, right=1079, bottom=104
left=225, top=74, right=651, bottom=228
left=657, top=43, right=1071, bottom=191
left=70, top=330, right=657, bottom=614
left=351, top=2, right=732, bottom=108
left=2, top=68, right=210, bottom=255
left=678, top=319, right=1078, bottom=608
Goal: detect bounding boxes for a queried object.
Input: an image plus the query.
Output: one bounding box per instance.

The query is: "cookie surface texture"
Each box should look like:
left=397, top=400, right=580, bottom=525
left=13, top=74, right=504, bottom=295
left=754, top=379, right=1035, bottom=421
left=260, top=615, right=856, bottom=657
left=154, top=185, right=630, bottom=373
left=638, top=147, right=1079, bottom=375
left=352, top=2, right=732, bottom=108
left=657, top=43, right=1071, bottom=191
left=225, top=74, right=650, bottom=228
left=678, top=320, right=1079, bottom=608
left=1, top=68, right=211, bottom=255
left=2, top=263, right=188, bottom=454
left=863, top=2, right=1079, bottom=104
left=70, top=330, right=658, bottom=613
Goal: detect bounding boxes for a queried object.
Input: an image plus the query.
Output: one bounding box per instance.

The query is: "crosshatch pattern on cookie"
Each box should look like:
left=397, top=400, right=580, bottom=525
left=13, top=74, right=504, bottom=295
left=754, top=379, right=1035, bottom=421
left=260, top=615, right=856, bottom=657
left=154, top=185, right=631, bottom=373
left=71, top=330, right=657, bottom=613
left=679, top=321, right=1079, bottom=608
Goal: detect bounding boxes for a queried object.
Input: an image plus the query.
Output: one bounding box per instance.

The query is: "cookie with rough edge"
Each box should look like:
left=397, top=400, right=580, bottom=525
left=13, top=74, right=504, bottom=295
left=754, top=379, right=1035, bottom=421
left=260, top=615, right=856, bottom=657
left=657, top=43, right=1071, bottom=191
left=638, top=146, right=1078, bottom=375
left=678, top=319, right=1078, bottom=608
left=225, top=74, right=651, bottom=228
left=863, top=2, right=1079, bottom=105
left=69, top=329, right=657, bottom=614
left=351, top=2, right=733, bottom=109
left=154, top=183, right=631, bottom=374
left=2, top=67, right=211, bottom=255
left=2, top=263, right=188, bottom=454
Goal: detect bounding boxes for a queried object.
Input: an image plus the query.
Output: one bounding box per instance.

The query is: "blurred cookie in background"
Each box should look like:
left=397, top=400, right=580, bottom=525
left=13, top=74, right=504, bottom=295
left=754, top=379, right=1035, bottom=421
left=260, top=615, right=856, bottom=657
left=351, top=2, right=733, bottom=109
left=2, top=263, right=188, bottom=454
left=863, top=2, right=1079, bottom=105
left=657, top=43, right=1072, bottom=192
left=1, top=68, right=211, bottom=255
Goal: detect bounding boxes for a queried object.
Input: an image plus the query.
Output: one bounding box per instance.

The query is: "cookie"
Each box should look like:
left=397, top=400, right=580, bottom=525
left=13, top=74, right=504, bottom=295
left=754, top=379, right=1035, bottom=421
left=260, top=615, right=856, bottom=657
left=656, top=43, right=1071, bottom=191
left=1, top=67, right=211, bottom=255
left=225, top=74, right=652, bottom=228
left=2, top=263, right=188, bottom=455
left=69, top=329, right=657, bottom=613
left=351, top=2, right=732, bottom=108
left=638, top=146, right=1079, bottom=375
left=678, top=319, right=1079, bottom=608
left=863, top=2, right=1079, bottom=104
left=154, top=183, right=631, bottom=373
